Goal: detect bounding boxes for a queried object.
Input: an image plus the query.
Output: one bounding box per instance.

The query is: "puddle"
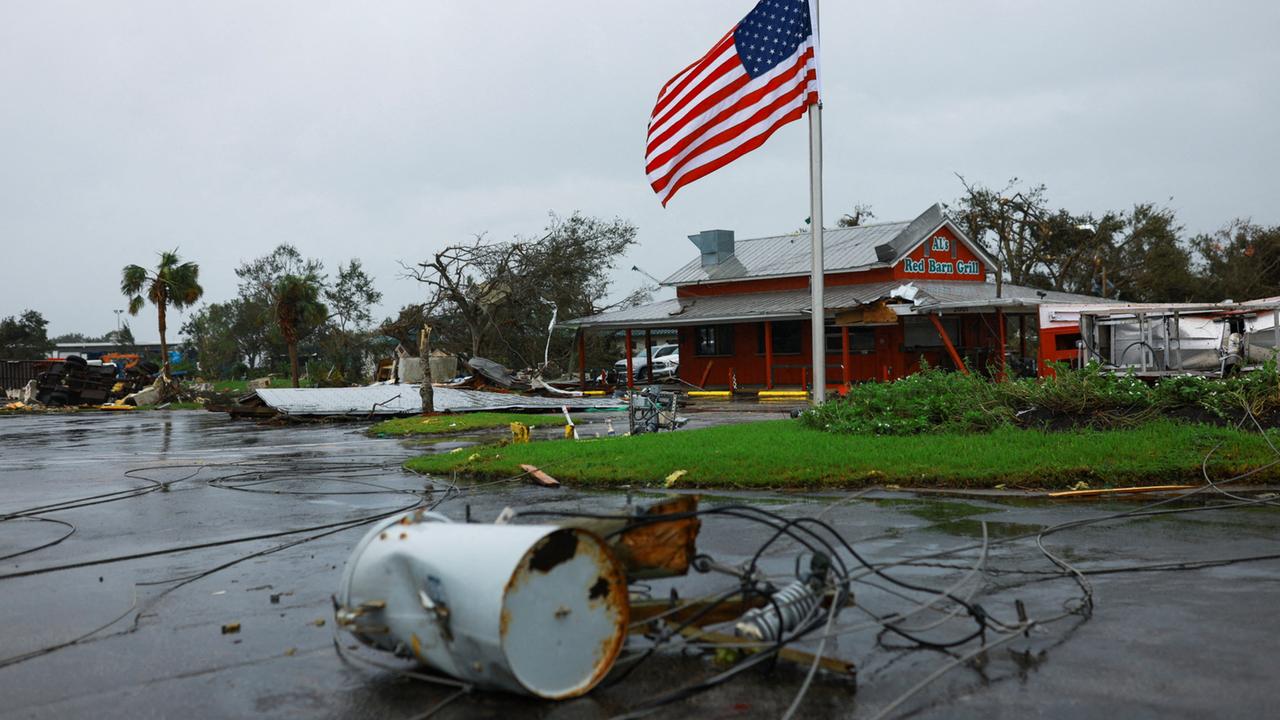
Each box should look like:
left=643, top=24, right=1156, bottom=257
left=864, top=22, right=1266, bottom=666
left=930, top=518, right=1045, bottom=539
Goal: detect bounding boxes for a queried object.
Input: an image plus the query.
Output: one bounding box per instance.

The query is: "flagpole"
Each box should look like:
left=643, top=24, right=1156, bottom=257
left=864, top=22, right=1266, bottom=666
left=808, top=1, right=825, bottom=405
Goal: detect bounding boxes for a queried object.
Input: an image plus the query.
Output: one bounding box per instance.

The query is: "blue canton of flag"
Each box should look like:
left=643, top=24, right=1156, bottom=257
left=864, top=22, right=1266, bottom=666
left=734, top=0, right=814, bottom=78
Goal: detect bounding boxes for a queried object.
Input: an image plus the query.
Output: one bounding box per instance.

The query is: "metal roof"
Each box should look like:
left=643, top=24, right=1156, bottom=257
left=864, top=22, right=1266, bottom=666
left=252, top=386, right=623, bottom=417
left=662, top=221, right=910, bottom=286
left=565, top=281, right=1111, bottom=329
left=659, top=204, right=998, bottom=287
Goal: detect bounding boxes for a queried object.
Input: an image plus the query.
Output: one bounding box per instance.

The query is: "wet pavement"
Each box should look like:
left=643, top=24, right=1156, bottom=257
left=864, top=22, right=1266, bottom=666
left=1, top=411, right=1278, bottom=719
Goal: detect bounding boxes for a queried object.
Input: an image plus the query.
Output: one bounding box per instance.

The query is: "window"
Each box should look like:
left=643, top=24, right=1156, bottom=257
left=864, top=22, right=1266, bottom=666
left=695, top=325, right=734, bottom=356
left=904, top=316, right=960, bottom=349
left=821, top=323, right=877, bottom=354
left=756, top=321, right=803, bottom=355
left=654, top=345, right=678, bottom=358
left=1054, top=333, right=1081, bottom=352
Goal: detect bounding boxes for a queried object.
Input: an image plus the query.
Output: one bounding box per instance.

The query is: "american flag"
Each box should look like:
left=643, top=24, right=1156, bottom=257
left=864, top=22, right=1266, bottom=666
left=646, top=0, right=819, bottom=206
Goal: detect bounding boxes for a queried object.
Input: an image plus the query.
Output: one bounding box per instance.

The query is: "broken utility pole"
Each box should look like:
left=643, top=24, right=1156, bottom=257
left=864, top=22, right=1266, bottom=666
left=419, top=324, right=433, bottom=413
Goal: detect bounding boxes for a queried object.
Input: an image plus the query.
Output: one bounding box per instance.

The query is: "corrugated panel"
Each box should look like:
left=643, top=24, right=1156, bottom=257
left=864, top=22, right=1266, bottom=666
left=662, top=221, right=911, bottom=286
left=253, top=386, right=622, bottom=417
left=566, top=280, right=1113, bottom=329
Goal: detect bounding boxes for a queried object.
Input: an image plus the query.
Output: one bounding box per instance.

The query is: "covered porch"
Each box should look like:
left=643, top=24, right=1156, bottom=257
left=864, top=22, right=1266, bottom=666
left=563, top=281, right=1077, bottom=392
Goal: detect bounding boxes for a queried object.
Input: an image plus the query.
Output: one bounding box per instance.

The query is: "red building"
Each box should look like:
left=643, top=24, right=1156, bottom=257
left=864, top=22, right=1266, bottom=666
left=567, top=204, right=1105, bottom=391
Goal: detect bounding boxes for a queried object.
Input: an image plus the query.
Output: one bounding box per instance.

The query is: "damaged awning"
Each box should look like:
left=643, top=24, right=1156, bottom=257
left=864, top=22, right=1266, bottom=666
left=244, top=385, right=623, bottom=417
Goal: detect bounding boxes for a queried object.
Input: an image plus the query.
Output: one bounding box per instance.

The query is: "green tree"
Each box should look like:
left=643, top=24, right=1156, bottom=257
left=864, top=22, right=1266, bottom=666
left=1191, top=221, right=1280, bottom=302
left=403, top=212, right=642, bottom=371
left=121, top=250, right=204, bottom=378
left=274, top=274, right=328, bottom=387
left=0, top=310, right=54, bottom=359
left=1101, top=204, right=1197, bottom=302
left=321, top=260, right=383, bottom=383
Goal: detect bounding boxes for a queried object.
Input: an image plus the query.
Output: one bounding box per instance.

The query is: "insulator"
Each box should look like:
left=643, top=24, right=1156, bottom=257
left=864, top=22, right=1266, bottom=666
left=734, top=580, right=820, bottom=642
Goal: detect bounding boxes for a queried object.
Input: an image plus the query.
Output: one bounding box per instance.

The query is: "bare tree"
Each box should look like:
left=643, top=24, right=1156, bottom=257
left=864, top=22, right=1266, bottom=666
left=401, top=234, right=521, bottom=359
left=836, top=203, right=876, bottom=227
left=401, top=213, right=640, bottom=371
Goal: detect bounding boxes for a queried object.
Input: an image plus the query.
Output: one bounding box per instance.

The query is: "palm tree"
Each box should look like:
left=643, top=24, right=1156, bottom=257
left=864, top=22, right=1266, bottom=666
left=121, top=250, right=204, bottom=379
left=274, top=274, right=328, bottom=387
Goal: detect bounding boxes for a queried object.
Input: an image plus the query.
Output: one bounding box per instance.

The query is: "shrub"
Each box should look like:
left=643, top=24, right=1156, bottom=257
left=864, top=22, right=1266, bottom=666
left=801, top=360, right=1280, bottom=436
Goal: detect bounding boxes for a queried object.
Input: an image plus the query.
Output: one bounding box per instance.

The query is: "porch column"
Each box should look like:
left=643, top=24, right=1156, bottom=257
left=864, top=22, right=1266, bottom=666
left=644, top=329, right=653, bottom=383
left=624, top=328, right=635, bottom=388
left=996, top=309, right=1007, bottom=381
left=929, top=313, right=969, bottom=375
left=577, top=329, right=587, bottom=389
left=764, top=321, right=774, bottom=389
left=1019, top=315, right=1027, bottom=358
left=841, top=325, right=850, bottom=386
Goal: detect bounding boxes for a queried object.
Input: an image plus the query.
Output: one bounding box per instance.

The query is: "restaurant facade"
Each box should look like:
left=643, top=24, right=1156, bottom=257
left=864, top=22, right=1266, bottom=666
left=566, top=204, right=1106, bottom=391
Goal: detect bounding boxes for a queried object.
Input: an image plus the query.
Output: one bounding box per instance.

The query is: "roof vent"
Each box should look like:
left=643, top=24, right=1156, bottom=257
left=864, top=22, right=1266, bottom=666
left=689, top=230, right=735, bottom=267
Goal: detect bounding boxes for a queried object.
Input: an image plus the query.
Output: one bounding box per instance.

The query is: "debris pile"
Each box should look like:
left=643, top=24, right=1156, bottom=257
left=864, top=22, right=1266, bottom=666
left=334, top=495, right=861, bottom=706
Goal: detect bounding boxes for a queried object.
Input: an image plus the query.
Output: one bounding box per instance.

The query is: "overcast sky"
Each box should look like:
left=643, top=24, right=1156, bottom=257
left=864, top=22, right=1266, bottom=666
left=3, top=1, right=1278, bottom=340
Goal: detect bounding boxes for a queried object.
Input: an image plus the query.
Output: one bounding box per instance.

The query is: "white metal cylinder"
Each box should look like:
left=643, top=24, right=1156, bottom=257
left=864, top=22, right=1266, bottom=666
left=337, top=511, right=629, bottom=699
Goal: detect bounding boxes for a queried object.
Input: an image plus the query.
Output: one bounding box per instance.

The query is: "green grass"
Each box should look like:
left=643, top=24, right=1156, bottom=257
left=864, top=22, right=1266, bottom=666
left=403, top=419, right=1280, bottom=490
left=370, top=412, right=572, bottom=437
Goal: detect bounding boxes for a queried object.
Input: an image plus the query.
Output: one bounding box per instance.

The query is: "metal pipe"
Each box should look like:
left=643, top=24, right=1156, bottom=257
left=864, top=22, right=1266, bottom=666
left=1139, top=313, right=1148, bottom=372
left=624, top=329, right=634, bottom=388
left=1174, top=311, right=1183, bottom=371
left=808, top=101, right=826, bottom=403
left=644, top=329, right=653, bottom=384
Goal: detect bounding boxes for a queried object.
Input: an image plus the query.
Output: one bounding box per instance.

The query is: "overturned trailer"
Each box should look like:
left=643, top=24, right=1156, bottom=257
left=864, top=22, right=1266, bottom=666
left=1039, top=299, right=1280, bottom=377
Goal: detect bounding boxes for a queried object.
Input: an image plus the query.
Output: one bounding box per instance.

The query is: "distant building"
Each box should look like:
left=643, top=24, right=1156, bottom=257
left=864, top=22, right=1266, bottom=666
left=566, top=204, right=1107, bottom=389
left=51, top=341, right=185, bottom=361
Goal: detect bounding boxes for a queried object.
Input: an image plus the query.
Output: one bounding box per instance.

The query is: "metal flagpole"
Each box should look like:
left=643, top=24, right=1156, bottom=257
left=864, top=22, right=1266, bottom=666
left=808, top=0, right=825, bottom=404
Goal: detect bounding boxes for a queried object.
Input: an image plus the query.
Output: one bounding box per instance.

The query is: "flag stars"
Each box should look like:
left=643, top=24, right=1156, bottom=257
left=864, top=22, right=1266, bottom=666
left=732, top=0, right=813, bottom=78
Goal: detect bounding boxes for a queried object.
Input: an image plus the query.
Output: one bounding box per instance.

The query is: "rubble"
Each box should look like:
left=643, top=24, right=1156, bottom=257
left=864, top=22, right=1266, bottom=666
left=247, top=376, right=274, bottom=390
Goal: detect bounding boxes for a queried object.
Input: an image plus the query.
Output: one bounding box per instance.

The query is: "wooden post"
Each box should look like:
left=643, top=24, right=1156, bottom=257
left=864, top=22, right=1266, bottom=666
left=764, top=321, right=774, bottom=389
left=644, top=329, right=653, bottom=383
left=929, top=313, right=968, bottom=375
left=698, top=359, right=715, bottom=389
left=624, top=328, right=634, bottom=388
left=841, top=325, right=850, bottom=387
left=996, top=309, right=1007, bottom=381
left=577, top=330, right=587, bottom=389
left=1019, top=314, right=1027, bottom=359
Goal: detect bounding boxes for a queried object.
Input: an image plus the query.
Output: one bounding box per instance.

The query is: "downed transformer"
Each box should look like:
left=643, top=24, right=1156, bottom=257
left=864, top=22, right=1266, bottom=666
left=337, top=511, right=630, bottom=699
left=335, top=496, right=857, bottom=699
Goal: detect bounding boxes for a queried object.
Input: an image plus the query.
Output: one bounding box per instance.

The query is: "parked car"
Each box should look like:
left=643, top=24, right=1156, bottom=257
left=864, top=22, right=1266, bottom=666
left=613, top=343, right=679, bottom=382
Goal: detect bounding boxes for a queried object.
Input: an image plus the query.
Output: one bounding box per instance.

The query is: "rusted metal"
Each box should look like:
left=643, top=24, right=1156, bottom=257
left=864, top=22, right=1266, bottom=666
left=564, top=495, right=701, bottom=580
left=338, top=513, right=628, bottom=699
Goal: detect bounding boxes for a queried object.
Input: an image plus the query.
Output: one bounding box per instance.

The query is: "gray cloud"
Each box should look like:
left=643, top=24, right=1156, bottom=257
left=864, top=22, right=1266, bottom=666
left=2, top=1, right=1277, bottom=338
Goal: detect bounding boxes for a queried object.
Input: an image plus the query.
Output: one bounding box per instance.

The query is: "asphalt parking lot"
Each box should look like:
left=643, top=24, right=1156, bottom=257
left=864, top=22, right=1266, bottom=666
left=2, top=410, right=1278, bottom=719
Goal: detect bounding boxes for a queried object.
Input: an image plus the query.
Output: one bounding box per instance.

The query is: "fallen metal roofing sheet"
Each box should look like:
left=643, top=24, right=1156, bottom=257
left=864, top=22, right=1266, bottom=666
left=253, top=385, right=623, bottom=417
